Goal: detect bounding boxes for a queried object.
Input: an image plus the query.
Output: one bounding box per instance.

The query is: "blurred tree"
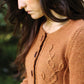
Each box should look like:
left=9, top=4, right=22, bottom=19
left=0, top=1, right=20, bottom=84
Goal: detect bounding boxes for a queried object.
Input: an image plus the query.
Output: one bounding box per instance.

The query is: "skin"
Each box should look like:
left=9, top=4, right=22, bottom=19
left=18, top=0, right=68, bottom=33
left=18, top=0, right=44, bottom=19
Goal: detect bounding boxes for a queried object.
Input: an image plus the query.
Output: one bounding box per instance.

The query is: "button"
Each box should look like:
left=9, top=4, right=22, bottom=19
left=34, top=51, right=38, bottom=57
left=40, top=35, right=44, bottom=41
left=31, top=70, right=33, bottom=76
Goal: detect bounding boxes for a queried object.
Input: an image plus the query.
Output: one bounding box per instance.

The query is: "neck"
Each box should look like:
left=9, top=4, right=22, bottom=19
left=43, top=10, right=68, bottom=33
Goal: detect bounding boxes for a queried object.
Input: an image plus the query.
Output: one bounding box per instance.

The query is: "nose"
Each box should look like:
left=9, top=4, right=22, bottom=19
left=18, top=0, right=27, bottom=9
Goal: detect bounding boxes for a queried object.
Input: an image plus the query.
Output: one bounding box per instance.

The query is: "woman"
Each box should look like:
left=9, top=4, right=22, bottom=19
left=1, top=0, right=84, bottom=84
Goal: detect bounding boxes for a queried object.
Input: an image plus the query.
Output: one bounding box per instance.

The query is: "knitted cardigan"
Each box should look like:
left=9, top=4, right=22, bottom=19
left=21, top=19, right=84, bottom=84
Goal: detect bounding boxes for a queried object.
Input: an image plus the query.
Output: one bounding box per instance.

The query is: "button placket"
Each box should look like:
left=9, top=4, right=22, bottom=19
left=40, top=34, right=45, bottom=41
left=34, top=51, right=38, bottom=57
left=34, top=34, right=45, bottom=58
left=33, top=32, right=47, bottom=83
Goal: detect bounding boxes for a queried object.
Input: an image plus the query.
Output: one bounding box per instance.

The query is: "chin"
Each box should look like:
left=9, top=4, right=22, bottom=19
left=31, top=16, right=40, bottom=19
left=31, top=14, right=44, bottom=19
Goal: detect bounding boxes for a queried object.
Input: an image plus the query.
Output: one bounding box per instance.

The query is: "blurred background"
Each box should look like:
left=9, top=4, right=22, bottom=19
left=0, top=2, right=20, bottom=84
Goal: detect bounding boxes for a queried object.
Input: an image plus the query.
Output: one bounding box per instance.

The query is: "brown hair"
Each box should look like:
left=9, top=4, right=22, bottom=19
left=0, top=0, right=84, bottom=78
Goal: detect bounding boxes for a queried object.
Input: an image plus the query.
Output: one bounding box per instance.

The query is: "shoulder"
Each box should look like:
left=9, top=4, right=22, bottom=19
left=65, top=20, right=84, bottom=59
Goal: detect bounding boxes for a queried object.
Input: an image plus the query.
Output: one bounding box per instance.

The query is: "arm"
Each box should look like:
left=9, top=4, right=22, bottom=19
left=68, top=28, right=84, bottom=84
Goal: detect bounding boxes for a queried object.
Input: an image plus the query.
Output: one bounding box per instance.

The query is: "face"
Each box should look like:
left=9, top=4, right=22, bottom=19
left=18, top=0, right=44, bottom=19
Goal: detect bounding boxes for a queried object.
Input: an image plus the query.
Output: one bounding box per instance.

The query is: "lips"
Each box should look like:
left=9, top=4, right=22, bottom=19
left=26, top=10, right=33, bottom=14
left=28, top=11, right=32, bottom=13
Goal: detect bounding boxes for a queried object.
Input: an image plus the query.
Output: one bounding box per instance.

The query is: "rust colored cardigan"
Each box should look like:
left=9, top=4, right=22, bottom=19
left=21, top=19, right=84, bottom=84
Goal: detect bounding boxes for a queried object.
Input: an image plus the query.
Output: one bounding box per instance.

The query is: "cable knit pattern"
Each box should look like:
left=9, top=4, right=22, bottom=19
left=20, top=19, right=84, bottom=84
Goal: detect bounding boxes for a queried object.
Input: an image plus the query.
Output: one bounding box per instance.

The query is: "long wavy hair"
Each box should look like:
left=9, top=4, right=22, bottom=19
left=0, top=0, right=84, bottom=78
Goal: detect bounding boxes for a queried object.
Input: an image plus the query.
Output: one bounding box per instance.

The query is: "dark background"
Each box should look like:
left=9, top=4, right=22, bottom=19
left=0, top=3, right=20, bottom=84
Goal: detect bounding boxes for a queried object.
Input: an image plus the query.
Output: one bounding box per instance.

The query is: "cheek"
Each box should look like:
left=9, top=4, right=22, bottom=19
left=26, top=0, right=32, bottom=7
left=26, top=0, right=36, bottom=5
left=26, top=0, right=41, bottom=8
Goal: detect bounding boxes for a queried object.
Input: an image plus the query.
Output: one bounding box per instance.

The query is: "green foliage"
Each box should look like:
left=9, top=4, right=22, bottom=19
left=0, top=13, right=7, bottom=26
left=0, top=3, right=20, bottom=84
left=0, top=34, right=19, bottom=84
left=0, top=76, right=20, bottom=84
left=0, top=3, right=7, bottom=26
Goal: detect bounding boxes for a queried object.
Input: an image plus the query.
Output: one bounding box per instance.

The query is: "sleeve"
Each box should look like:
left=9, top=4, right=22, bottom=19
left=67, top=28, right=84, bottom=84
left=20, top=77, right=28, bottom=84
